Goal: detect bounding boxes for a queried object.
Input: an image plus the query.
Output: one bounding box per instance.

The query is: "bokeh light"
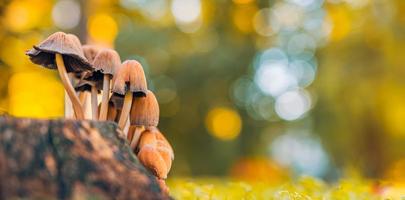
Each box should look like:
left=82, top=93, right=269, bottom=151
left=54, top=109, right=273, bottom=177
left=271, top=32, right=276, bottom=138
left=8, top=71, right=64, bottom=118
left=120, top=0, right=168, bottom=20
left=88, top=13, right=118, bottom=45
left=3, top=0, right=49, bottom=32
left=274, top=89, right=311, bottom=121
left=271, top=131, right=329, bottom=177
left=255, top=62, right=298, bottom=97
left=52, top=0, right=81, bottom=30
left=232, top=4, right=257, bottom=34
left=171, top=0, right=200, bottom=24
left=205, top=107, right=242, bottom=141
left=253, top=8, right=273, bottom=36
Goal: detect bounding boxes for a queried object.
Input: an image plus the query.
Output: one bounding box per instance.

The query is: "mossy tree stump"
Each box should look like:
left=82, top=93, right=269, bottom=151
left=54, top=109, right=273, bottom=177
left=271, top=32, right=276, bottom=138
left=0, top=116, right=170, bottom=200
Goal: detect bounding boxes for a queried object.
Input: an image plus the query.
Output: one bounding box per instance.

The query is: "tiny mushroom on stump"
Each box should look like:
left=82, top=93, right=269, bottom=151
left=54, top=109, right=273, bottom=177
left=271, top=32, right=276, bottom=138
left=137, top=127, right=174, bottom=180
left=26, top=32, right=92, bottom=120
left=128, top=90, right=159, bottom=149
left=112, top=60, right=148, bottom=129
left=92, top=49, right=121, bottom=121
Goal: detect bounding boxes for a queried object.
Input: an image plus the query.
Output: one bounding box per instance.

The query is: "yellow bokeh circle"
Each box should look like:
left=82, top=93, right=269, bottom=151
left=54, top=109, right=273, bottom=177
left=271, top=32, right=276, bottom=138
left=8, top=71, right=64, bottom=118
left=88, top=13, right=118, bottom=45
left=205, top=107, right=242, bottom=140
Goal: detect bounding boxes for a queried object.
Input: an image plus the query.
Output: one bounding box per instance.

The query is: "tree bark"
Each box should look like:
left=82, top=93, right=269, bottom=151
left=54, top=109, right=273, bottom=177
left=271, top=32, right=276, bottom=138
left=0, top=116, right=170, bottom=200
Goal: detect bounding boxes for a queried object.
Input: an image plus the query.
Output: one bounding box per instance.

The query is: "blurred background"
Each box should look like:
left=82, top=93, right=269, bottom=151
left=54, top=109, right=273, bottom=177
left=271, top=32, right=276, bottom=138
left=0, top=0, right=404, bottom=184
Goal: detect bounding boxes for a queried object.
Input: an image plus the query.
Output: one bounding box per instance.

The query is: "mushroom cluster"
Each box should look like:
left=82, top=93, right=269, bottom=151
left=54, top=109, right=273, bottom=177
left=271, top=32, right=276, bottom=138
left=26, top=32, right=174, bottom=192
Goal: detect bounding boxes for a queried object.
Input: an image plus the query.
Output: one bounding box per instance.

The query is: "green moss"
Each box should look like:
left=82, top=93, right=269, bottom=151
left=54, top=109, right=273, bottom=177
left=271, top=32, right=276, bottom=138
left=168, top=176, right=382, bottom=200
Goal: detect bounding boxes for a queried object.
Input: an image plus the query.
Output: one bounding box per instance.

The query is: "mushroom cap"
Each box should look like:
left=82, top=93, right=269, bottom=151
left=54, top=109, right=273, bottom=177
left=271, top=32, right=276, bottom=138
left=92, top=49, right=121, bottom=75
left=112, top=60, right=147, bottom=96
left=82, top=45, right=101, bottom=63
left=137, top=128, right=174, bottom=179
left=26, top=32, right=92, bottom=72
left=129, top=90, right=159, bottom=126
left=74, top=71, right=103, bottom=92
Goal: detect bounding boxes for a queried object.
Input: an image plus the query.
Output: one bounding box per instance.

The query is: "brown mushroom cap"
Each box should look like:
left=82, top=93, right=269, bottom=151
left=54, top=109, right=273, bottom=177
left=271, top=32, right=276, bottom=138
left=26, top=32, right=92, bottom=72
left=82, top=45, right=101, bottom=63
left=92, top=49, right=121, bottom=75
left=137, top=128, right=174, bottom=179
left=74, top=71, right=103, bottom=92
left=112, top=60, right=147, bottom=96
left=129, top=90, right=159, bottom=126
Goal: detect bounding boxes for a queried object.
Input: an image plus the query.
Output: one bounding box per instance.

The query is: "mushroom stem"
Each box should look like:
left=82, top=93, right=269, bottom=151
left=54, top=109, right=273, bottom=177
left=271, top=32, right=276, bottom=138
left=118, top=92, right=133, bottom=129
left=130, top=126, right=144, bottom=150
left=78, top=92, right=86, bottom=106
left=127, top=125, right=135, bottom=141
left=91, top=85, right=98, bottom=120
left=55, top=54, right=85, bottom=120
left=99, top=74, right=110, bottom=120
left=64, top=91, right=74, bottom=119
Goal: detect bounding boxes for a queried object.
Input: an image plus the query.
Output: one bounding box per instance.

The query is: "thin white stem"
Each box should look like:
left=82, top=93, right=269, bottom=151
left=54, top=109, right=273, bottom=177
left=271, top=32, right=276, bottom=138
left=55, top=54, right=85, bottom=120
left=91, top=85, right=98, bottom=120
left=130, top=126, right=144, bottom=150
left=99, top=74, right=110, bottom=120
left=64, top=91, right=74, bottom=119
left=118, top=92, right=133, bottom=130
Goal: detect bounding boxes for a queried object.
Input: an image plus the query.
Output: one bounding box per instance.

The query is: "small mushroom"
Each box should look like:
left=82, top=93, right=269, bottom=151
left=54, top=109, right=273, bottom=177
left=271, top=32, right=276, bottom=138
left=74, top=45, right=101, bottom=112
left=75, top=74, right=103, bottom=120
left=82, top=45, right=100, bottom=63
left=112, top=60, right=147, bottom=129
left=128, top=90, right=159, bottom=149
left=26, top=32, right=92, bottom=119
left=92, top=49, right=121, bottom=120
left=137, top=127, right=174, bottom=179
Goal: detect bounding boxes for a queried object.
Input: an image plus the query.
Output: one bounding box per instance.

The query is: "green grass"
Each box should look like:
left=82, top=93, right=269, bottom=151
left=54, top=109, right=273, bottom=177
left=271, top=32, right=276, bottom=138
left=167, top=176, right=391, bottom=200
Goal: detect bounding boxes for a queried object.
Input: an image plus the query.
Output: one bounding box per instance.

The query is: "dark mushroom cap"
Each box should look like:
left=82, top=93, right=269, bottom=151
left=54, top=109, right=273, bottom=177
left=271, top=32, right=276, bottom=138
left=74, top=71, right=103, bottom=92
left=82, top=45, right=101, bottom=63
left=26, top=32, right=92, bottom=72
left=92, top=49, right=121, bottom=75
left=129, top=90, right=159, bottom=126
left=112, top=60, right=147, bottom=96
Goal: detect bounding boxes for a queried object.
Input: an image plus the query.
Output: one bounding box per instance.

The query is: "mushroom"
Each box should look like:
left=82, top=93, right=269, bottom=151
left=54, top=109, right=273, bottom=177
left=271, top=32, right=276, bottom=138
left=74, top=75, right=102, bottom=120
left=75, top=45, right=101, bottom=111
left=92, top=49, right=121, bottom=120
left=112, top=60, right=147, bottom=129
left=137, top=127, right=174, bottom=180
left=128, top=90, right=159, bottom=149
left=82, top=45, right=100, bottom=63
left=26, top=32, right=92, bottom=120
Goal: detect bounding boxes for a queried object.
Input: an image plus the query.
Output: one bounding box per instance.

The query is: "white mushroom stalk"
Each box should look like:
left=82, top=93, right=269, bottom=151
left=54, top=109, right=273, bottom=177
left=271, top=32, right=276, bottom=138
left=55, top=54, right=85, bottom=119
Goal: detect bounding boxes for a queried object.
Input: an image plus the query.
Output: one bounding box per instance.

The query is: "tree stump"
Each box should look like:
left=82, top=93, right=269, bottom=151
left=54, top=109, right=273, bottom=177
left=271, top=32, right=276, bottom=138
left=0, top=116, right=170, bottom=200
